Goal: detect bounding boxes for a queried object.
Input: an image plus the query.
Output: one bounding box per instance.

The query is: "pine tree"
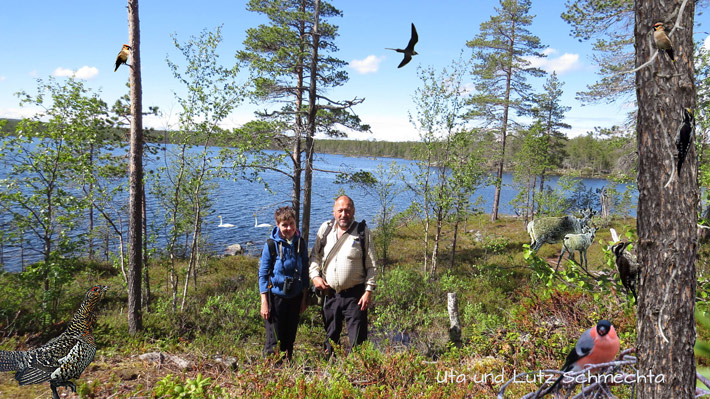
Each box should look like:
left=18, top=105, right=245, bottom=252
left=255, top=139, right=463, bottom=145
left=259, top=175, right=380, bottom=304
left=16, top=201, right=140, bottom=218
left=466, top=0, right=546, bottom=221
left=527, top=72, right=570, bottom=196
left=237, top=0, right=366, bottom=239
left=635, top=1, right=697, bottom=396
left=561, top=0, right=635, bottom=104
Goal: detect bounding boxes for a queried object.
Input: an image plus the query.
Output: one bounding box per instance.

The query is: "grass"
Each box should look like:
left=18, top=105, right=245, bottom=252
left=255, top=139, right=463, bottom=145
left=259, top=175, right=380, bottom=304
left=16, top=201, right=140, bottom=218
left=0, top=214, right=705, bottom=398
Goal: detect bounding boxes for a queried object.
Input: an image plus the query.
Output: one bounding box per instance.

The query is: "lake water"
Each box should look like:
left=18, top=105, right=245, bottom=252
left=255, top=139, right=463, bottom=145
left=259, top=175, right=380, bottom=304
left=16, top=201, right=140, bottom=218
left=1, top=146, right=637, bottom=272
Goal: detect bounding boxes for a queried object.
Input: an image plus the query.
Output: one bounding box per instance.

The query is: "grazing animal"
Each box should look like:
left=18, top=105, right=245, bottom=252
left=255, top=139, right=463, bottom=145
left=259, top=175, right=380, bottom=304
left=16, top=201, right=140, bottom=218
left=612, top=242, right=639, bottom=300
left=114, top=44, right=131, bottom=72
left=0, top=285, right=108, bottom=399
left=527, top=208, right=595, bottom=253
left=385, top=23, right=418, bottom=68
left=556, top=227, right=597, bottom=271
left=546, top=320, right=620, bottom=395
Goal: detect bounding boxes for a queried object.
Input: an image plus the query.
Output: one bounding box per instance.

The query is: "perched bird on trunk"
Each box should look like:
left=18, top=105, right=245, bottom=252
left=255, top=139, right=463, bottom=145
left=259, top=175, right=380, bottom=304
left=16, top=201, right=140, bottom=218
left=653, top=22, right=674, bottom=61
left=0, top=285, right=108, bottom=399
left=676, top=107, right=695, bottom=174
left=612, top=242, right=638, bottom=301
left=386, top=23, right=418, bottom=68
left=115, top=44, right=131, bottom=72
left=546, top=320, right=620, bottom=395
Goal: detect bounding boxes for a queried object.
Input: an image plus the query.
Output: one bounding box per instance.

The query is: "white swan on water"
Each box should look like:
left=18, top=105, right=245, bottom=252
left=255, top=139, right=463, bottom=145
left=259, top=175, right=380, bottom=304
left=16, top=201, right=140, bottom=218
left=254, top=214, right=272, bottom=228
left=218, top=216, right=235, bottom=228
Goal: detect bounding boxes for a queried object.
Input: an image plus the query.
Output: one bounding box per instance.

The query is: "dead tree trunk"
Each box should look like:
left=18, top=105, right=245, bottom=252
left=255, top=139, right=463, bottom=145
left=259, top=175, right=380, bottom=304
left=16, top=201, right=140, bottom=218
left=635, top=1, right=697, bottom=397
left=447, top=292, right=462, bottom=347
left=127, top=0, right=144, bottom=334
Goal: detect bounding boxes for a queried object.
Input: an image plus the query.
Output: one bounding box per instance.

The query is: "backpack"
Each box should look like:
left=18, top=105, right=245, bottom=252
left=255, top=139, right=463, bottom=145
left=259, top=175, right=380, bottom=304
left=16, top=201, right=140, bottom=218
left=313, top=219, right=368, bottom=266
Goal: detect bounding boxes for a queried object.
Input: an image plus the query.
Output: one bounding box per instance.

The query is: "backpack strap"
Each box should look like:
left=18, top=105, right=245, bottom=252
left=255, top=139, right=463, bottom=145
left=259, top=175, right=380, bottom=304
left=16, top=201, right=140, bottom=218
left=298, top=235, right=307, bottom=256
left=267, top=238, right=277, bottom=267
left=312, top=218, right=335, bottom=259
left=357, top=220, right=367, bottom=267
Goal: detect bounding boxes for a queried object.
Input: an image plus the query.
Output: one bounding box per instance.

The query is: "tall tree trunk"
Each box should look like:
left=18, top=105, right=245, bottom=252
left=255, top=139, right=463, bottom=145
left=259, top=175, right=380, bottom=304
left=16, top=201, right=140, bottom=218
left=127, top=0, right=144, bottom=334
left=635, top=1, right=696, bottom=397
left=292, top=138, right=302, bottom=226
left=88, top=143, right=95, bottom=260
left=302, top=0, right=320, bottom=243
left=490, top=22, right=515, bottom=222
left=431, top=210, right=442, bottom=276
left=142, top=188, right=151, bottom=311
left=422, top=152, right=432, bottom=274
left=291, top=1, right=306, bottom=227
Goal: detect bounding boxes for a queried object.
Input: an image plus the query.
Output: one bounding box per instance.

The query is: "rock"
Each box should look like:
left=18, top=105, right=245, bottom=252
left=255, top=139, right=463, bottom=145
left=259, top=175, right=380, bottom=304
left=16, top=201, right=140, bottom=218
left=214, top=354, right=238, bottom=369
left=168, top=354, right=192, bottom=370
left=138, top=352, right=165, bottom=364
left=225, top=243, right=243, bottom=256
left=138, top=352, right=191, bottom=370
left=117, top=369, right=138, bottom=381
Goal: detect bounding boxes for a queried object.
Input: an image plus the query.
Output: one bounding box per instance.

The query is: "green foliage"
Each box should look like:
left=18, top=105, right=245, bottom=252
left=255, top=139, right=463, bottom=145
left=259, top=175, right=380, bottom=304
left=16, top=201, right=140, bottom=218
left=409, top=58, right=488, bottom=272
left=561, top=0, right=634, bottom=104
left=153, top=374, right=223, bottom=399
left=336, top=162, right=407, bottom=266
left=0, top=77, right=122, bottom=313
left=196, top=287, right=261, bottom=341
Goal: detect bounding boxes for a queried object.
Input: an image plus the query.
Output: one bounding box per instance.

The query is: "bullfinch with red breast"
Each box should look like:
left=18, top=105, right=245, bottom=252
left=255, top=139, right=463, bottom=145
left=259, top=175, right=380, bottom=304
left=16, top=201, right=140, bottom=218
left=546, top=320, right=620, bottom=395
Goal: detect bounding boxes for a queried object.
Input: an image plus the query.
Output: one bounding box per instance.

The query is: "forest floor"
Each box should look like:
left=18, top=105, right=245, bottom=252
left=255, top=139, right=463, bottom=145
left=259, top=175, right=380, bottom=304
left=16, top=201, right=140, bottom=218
left=1, top=214, right=708, bottom=398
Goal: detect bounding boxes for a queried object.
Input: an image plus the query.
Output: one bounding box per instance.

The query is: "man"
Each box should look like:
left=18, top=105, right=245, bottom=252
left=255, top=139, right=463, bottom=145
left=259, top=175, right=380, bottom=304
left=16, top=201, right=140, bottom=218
left=310, top=195, right=377, bottom=355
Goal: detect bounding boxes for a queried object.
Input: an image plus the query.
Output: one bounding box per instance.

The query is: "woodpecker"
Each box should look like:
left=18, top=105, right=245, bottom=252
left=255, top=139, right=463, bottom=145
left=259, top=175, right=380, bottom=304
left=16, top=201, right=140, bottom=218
left=676, top=107, right=695, bottom=173
left=115, top=44, right=131, bottom=72
left=653, top=22, right=675, bottom=61
left=386, top=23, right=418, bottom=68
left=546, top=320, right=620, bottom=395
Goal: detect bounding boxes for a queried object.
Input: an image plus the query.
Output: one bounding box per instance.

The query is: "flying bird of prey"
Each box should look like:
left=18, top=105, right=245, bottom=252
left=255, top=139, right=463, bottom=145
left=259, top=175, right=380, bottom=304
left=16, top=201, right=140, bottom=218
left=386, top=23, right=418, bottom=68
left=114, top=44, right=131, bottom=72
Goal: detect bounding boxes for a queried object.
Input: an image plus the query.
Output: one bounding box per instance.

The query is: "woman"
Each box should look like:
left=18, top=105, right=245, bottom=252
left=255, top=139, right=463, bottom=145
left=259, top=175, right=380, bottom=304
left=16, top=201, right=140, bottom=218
left=258, top=206, right=309, bottom=360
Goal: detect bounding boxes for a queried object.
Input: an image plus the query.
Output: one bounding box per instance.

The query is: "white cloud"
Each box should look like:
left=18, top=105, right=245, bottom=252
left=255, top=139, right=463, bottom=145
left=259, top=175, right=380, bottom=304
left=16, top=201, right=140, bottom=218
left=524, top=49, right=582, bottom=74
left=0, top=76, right=6, bottom=82
left=52, top=66, right=99, bottom=80
left=0, top=106, right=43, bottom=120
left=704, top=34, right=710, bottom=51
left=349, top=55, right=384, bottom=74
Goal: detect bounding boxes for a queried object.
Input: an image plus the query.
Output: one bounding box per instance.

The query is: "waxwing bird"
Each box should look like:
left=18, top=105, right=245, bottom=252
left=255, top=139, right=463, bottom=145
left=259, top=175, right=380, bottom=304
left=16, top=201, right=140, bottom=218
left=0, top=285, right=108, bottom=399
left=546, top=320, right=620, bottom=395
left=676, top=107, right=695, bottom=173
left=653, top=22, right=674, bottom=61
left=114, top=44, right=131, bottom=72
left=385, top=23, right=418, bottom=68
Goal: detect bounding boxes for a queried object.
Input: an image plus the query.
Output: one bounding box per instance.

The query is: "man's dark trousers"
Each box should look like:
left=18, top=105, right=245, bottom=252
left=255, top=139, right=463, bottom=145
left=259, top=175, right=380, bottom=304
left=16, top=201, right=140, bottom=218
left=323, top=283, right=367, bottom=354
left=264, top=291, right=301, bottom=359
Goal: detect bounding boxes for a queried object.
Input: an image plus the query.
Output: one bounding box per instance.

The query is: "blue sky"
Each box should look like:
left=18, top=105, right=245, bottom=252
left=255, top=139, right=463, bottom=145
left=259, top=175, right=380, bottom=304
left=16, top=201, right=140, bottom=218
left=1, top=1, right=708, bottom=142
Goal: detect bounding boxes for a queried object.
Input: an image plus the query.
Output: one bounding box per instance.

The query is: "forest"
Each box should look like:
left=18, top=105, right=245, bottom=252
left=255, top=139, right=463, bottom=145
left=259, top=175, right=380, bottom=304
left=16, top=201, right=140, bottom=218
left=0, top=0, right=708, bottom=398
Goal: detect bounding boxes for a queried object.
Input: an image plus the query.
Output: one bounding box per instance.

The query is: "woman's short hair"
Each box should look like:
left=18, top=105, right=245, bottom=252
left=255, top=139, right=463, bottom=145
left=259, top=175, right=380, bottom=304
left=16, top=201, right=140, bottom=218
left=274, top=206, right=296, bottom=224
